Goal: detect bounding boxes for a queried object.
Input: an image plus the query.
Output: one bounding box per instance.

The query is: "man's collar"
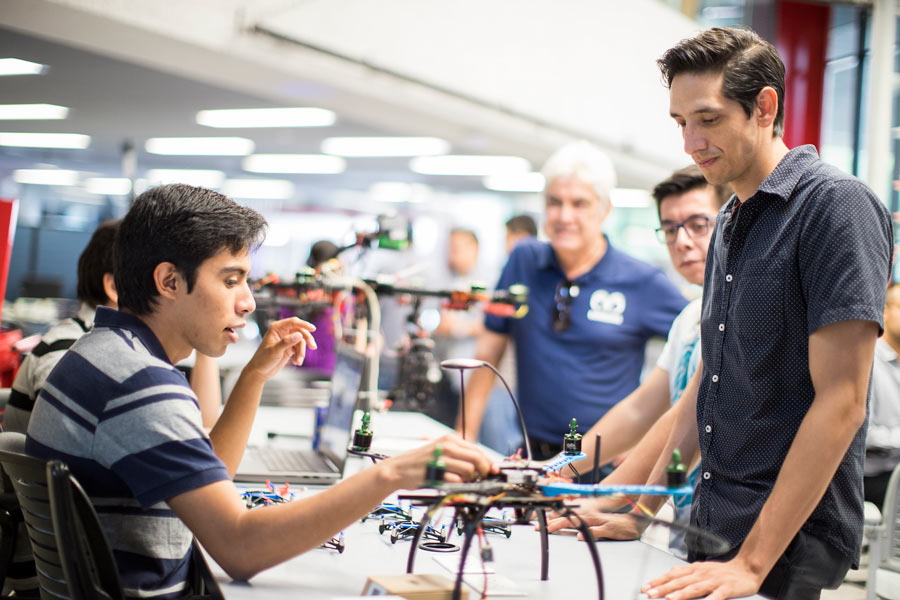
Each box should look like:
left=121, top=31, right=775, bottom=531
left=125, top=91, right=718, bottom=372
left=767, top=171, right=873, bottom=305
left=538, top=236, right=612, bottom=281
left=753, top=144, right=819, bottom=202
left=93, top=306, right=172, bottom=363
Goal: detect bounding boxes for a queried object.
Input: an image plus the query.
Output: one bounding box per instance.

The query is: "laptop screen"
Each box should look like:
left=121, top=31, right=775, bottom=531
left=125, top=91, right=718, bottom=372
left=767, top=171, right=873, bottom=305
left=318, top=345, right=365, bottom=468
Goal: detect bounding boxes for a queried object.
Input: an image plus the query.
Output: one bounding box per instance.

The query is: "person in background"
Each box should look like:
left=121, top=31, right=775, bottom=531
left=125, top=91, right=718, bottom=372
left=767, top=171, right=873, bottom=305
left=25, top=184, right=494, bottom=599
left=504, top=214, right=538, bottom=254
left=546, top=165, right=730, bottom=557
left=865, top=282, right=900, bottom=507
left=458, top=140, right=688, bottom=462
left=433, top=228, right=486, bottom=364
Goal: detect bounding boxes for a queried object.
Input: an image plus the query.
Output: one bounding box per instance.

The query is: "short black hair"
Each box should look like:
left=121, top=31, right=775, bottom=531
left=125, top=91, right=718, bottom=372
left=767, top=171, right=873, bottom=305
left=76, top=219, right=120, bottom=308
left=657, top=26, right=786, bottom=138
left=306, top=240, right=339, bottom=268
left=115, top=184, right=267, bottom=316
left=505, top=215, right=537, bottom=237
left=652, top=165, right=732, bottom=215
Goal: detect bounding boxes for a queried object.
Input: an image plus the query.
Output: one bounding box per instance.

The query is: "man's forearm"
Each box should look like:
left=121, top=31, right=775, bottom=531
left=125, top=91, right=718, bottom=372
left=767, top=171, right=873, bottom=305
left=735, top=391, right=866, bottom=578
left=209, top=367, right=266, bottom=475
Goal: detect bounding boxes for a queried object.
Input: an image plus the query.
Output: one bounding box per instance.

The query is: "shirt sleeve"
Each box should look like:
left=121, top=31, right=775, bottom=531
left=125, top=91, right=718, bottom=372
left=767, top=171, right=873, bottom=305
left=642, top=270, right=688, bottom=338
left=95, top=370, right=229, bottom=508
left=798, top=179, right=892, bottom=336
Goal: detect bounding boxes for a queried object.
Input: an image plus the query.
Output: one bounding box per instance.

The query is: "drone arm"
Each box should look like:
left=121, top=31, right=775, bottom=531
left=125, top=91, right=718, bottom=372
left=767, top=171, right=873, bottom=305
left=455, top=331, right=507, bottom=438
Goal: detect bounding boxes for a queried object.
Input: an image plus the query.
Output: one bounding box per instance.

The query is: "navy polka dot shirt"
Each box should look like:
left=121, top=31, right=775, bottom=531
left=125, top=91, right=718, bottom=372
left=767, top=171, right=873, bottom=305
left=692, top=145, right=893, bottom=567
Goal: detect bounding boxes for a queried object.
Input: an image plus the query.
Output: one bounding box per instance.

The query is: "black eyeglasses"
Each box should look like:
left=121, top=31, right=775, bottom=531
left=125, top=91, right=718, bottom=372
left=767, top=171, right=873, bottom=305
left=553, top=279, right=580, bottom=332
left=655, top=215, right=713, bottom=245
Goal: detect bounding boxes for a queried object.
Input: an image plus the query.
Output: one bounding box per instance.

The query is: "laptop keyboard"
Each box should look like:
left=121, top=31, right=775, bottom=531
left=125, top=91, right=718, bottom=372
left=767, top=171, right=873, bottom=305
left=259, top=448, right=321, bottom=472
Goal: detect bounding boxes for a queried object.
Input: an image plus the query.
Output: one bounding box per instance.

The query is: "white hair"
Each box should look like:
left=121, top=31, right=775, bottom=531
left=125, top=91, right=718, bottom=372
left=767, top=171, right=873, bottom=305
left=540, top=141, right=617, bottom=206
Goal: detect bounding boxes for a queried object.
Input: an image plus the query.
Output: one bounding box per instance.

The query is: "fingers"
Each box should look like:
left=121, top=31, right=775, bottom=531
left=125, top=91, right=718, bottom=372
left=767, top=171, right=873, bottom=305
left=434, top=435, right=495, bottom=479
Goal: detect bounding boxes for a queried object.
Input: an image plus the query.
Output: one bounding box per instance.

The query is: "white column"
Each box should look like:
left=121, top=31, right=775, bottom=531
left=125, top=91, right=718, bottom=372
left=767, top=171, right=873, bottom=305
left=865, top=0, right=897, bottom=203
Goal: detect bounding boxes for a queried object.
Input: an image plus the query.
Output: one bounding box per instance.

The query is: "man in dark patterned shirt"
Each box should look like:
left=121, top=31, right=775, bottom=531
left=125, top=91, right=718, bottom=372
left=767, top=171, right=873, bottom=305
left=631, top=27, right=893, bottom=600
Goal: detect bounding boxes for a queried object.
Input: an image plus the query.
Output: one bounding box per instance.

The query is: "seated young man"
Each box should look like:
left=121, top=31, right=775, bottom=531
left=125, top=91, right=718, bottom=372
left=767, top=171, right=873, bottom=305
left=26, top=184, right=493, bottom=599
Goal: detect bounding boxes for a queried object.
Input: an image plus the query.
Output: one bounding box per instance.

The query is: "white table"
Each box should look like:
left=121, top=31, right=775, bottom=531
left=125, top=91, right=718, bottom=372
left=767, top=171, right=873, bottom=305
left=221, top=408, right=767, bottom=599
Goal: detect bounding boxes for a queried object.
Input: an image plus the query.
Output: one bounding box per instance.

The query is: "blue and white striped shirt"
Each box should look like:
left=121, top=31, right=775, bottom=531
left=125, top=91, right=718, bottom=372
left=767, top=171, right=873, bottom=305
left=26, top=306, right=229, bottom=599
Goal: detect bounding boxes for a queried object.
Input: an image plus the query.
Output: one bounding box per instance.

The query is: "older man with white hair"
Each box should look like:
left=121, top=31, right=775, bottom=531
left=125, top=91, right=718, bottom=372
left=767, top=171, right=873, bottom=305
left=458, top=141, right=687, bottom=462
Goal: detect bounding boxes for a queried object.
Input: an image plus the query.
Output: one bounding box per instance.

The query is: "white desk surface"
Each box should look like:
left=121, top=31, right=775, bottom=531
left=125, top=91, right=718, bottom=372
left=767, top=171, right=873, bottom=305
left=223, top=408, right=766, bottom=600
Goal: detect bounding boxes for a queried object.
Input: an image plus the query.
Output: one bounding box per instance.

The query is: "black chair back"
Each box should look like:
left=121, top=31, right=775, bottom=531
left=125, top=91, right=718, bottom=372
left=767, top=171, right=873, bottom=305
left=0, top=436, right=123, bottom=600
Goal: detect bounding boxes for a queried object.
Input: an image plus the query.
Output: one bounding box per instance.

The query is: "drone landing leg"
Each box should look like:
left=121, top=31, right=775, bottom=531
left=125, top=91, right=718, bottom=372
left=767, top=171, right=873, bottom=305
left=454, top=506, right=489, bottom=600
left=566, top=509, right=604, bottom=600
left=536, top=507, right=549, bottom=581
left=405, top=505, right=436, bottom=574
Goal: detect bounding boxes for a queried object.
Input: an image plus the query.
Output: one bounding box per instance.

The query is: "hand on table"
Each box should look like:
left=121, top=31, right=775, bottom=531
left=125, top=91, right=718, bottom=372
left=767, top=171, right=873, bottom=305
left=642, top=557, right=764, bottom=600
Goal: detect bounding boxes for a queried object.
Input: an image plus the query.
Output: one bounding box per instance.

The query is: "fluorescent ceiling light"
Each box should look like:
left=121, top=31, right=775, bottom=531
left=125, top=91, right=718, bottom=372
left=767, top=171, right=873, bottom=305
left=145, top=137, right=254, bottom=156
left=483, top=172, right=545, bottom=192
left=0, top=104, right=68, bottom=119
left=322, top=136, right=450, bottom=157
left=13, top=169, right=80, bottom=186
left=610, top=188, right=652, bottom=208
left=0, top=132, right=88, bottom=149
left=0, top=58, right=48, bottom=76
left=145, top=169, right=225, bottom=189
left=85, top=178, right=132, bottom=196
left=222, top=179, right=295, bottom=200
left=196, top=107, right=336, bottom=128
left=243, top=154, right=345, bottom=174
left=410, top=155, right=531, bottom=176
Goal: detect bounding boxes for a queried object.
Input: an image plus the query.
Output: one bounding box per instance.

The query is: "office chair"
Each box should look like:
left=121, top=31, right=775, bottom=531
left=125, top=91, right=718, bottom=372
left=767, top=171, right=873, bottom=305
left=866, top=461, right=900, bottom=600
left=0, top=433, right=222, bottom=600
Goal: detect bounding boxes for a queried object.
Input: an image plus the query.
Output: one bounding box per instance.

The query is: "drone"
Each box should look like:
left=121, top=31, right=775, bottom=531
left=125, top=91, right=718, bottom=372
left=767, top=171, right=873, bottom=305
left=347, top=359, right=727, bottom=600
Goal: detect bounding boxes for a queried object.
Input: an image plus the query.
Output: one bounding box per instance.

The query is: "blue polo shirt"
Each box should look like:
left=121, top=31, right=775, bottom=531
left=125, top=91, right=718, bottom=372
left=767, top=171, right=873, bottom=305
left=486, top=239, right=687, bottom=442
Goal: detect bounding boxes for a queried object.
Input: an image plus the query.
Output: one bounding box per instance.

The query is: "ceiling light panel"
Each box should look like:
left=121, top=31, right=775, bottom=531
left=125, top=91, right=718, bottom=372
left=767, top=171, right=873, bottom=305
left=0, top=132, right=89, bottom=148
left=196, top=107, right=336, bottom=128
left=222, top=179, right=295, bottom=199
left=145, top=169, right=225, bottom=189
left=145, top=137, right=255, bottom=156
left=13, top=169, right=80, bottom=186
left=410, top=155, right=531, bottom=176
left=322, top=137, right=450, bottom=157
left=483, top=172, right=545, bottom=192
left=243, top=154, right=346, bottom=174
left=85, top=178, right=133, bottom=196
left=0, top=58, right=48, bottom=76
left=0, top=104, right=69, bottom=120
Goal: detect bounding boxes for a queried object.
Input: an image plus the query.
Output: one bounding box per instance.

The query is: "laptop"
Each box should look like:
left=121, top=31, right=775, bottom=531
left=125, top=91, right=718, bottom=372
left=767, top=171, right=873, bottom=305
left=235, top=345, right=365, bottom=484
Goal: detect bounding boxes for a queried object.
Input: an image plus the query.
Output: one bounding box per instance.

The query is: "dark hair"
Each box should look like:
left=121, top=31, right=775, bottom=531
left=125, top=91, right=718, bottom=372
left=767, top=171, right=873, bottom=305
left=306, top=240, right=339, bottom=268
left=115, top=184, right=267, bottom=316
left=652, top=165, right=732, bottom=214
left=449, top=227, right=478, bottom=246
left=505, top=215, right=538, bottom=237
left=657, top=26, right=785, bottom=138
left=77, top=219, right=120, bottom=308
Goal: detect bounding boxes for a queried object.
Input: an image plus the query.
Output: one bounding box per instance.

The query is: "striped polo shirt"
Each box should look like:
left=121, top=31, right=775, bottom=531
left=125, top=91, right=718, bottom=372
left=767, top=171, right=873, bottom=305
left=26, top=306, right=230, bottom=599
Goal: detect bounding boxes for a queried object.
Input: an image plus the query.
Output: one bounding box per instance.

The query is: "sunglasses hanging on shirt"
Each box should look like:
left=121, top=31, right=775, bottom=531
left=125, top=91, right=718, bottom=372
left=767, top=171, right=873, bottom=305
left=553, top=279, right=580, bottom=332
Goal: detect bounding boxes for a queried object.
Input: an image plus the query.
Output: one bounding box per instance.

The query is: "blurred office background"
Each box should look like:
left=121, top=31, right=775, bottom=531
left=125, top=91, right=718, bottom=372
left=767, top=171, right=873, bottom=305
left=0, top=0, right=898, bottom=316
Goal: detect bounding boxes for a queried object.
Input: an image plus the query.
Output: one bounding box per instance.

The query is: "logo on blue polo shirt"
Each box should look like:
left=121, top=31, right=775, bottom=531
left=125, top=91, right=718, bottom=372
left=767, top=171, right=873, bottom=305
left=587, top=289, right=625, bottom=325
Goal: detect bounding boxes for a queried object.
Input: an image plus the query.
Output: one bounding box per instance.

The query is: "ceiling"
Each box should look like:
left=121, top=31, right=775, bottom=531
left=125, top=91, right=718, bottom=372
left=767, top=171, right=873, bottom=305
left=0, top=0, right=701, bottom=208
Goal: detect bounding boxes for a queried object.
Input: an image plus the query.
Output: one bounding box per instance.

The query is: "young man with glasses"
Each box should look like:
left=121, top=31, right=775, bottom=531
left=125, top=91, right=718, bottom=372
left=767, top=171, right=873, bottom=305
left=457, top=140, right=688, bottom=461
left=581, top=27, right=891, bottom=600
left=545, top=165, right=729, bottom=558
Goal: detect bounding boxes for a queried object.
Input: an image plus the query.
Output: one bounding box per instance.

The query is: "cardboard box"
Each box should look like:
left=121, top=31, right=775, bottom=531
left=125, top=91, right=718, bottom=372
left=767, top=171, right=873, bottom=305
left=362, top=574, right=469, bottom=599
